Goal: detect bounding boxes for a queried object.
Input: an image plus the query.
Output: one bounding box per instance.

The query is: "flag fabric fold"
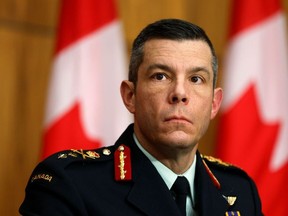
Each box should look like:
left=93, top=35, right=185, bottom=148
left=42, top=0, right=130, bottom=159
left=216, top=0, right=288, bottom=215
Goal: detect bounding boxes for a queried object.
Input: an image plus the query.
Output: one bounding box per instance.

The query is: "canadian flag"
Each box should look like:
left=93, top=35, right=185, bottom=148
left=216, top=0, right=288, bottom=215
left=41, top=0, right=131, bottom=159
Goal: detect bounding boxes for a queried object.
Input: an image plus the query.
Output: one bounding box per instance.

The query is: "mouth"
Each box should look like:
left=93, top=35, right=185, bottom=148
left=164, top=116, right=192, bottom=124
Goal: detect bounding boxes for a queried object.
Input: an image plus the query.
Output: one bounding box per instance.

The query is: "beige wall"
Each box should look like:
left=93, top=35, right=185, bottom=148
left=0, top=0, right=287, bottom=215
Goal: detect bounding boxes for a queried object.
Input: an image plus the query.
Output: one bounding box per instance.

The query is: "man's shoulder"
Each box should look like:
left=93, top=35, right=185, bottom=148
left=42, top=146, right=116, bottom=168
left=200, top=154, right=249, bottom=178
left=199, top=154, right=258, bottom=193
left=40, top=124, right=135, bottom=169
left=27, top=146, right=117, bottom=187
left=34, top=146, right=114, bottom=175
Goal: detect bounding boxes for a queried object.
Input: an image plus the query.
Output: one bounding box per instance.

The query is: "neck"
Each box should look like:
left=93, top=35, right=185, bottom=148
left=154, top=145, right=198, bottom=174
left=134, top=133, right=198, bottom=174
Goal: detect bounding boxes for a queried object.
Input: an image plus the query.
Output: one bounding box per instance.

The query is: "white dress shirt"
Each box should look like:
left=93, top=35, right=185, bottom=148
left=133, top=134, right=197, bottom=216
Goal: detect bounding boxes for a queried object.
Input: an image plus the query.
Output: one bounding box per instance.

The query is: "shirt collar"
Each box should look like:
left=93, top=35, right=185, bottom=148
left=133, top=133, right=196, bottom=203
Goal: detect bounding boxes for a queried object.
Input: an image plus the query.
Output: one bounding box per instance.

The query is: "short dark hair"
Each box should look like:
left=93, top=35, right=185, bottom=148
left=128, top=19, right=218, bottom=87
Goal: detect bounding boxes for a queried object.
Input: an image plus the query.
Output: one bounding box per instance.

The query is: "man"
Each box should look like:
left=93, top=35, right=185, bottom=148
left=20, top=19, right=263, bottom=216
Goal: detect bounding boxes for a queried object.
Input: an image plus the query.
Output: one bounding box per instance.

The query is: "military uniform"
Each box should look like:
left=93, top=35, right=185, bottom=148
left=20, top=124, right=263, bottom=216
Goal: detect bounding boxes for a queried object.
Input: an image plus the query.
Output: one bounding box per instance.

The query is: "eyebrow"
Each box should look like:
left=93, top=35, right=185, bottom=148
left=147, top=63, right=172, bottom=72
left=147, top=63, right=211, bottom=76
left=190, top=66, right=211, bottom=75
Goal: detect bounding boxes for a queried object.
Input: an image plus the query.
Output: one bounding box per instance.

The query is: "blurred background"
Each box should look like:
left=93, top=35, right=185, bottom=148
left=0, top=0, right=287, bottom=215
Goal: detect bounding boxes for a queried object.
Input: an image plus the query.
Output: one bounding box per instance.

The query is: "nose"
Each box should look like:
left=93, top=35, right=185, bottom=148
left=169, top=81, right=189, bottom=104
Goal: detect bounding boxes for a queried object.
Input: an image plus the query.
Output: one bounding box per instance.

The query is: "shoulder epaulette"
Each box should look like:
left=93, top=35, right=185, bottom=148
left=200, top=154, right=253, bottom=207
left=53, top=146, right=114, bottom=164
left=201, top=154, right=233, bottom=167
left=30, top=146, right=115, bottom=185
left=201, top=154, right=248, bottom=177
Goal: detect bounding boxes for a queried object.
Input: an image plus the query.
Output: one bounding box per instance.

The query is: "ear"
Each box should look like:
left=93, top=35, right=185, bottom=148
left=210, top=87, right=223, bottom=119
left=120, top=80, right=136, bottom=114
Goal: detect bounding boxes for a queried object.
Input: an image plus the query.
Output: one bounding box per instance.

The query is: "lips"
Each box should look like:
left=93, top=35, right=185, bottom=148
left=165, top=116, right=191, bottom=124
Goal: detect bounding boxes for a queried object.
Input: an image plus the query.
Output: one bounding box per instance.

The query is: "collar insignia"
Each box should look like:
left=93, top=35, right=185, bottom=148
left=114, top=144, right=132, bottom=181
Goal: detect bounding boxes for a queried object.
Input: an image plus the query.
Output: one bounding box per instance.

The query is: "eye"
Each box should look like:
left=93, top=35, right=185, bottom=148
left=152, top=73, right=167, bottom=81
left=190, top=76, right=203, bottom=84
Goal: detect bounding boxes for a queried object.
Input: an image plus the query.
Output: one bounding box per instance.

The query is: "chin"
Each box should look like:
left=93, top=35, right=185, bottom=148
left=162, top=132, right=193, bottom=146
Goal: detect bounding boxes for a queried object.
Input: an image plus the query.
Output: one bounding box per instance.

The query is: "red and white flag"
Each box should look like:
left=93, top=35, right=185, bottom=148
left=216, top=0, right=288, bottom=214
left=41, top=0, right=131, bottom=159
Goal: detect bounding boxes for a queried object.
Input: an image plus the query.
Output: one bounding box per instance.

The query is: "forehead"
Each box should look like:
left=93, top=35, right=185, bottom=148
left=142, top=39, right=212, bottom=68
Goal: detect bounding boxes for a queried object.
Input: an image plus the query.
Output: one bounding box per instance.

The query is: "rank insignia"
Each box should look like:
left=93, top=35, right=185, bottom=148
left=86, top=151, right=100, bottom=158
left=70, top=149, right=100, bottom=159
left=114, top=144, right=132, bottom=181
left=225, top=211, right=241, bottom=216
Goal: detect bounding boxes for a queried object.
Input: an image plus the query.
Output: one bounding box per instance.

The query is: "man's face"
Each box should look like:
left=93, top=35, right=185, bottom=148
left=121, top=39, right=222, bottom=157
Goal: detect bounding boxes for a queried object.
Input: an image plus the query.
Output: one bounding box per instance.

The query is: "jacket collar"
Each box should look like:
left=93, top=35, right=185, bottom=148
left=114, top=124, right=229, bottom=215
left=116, top=125, right=181, bottom=215
left=194, top=152, right=229, bottom=215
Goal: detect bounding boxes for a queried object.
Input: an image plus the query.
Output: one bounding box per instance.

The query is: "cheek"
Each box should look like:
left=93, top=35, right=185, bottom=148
left=192, top=93, right=214, bottom=120
left=135, top=96, right=156, bottom=115
left=134, top=89, right=166, bottom=118
left=191, top=100, right=212, bottom=136
left=137, top=84, right=166, bottom=104
left=134, top=90, right=151, bottom=114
